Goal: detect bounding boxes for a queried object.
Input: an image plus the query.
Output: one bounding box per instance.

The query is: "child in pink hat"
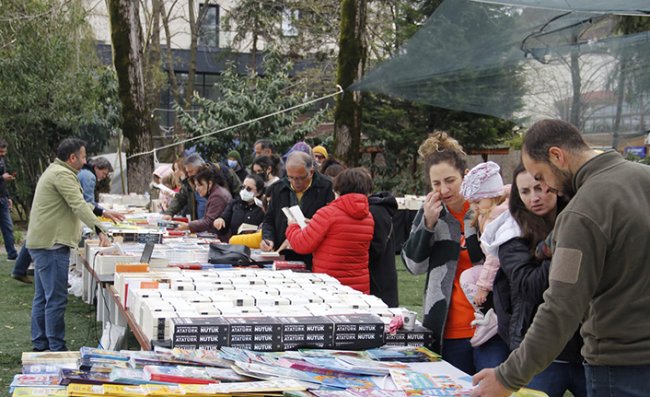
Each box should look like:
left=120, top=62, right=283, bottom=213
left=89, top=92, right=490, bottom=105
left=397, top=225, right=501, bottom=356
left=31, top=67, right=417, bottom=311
left=459, top=161, right=514, bottom=347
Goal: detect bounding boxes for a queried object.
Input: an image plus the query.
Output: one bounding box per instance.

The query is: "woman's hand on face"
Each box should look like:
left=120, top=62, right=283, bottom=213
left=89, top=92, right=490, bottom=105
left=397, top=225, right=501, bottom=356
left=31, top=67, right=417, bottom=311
left=423, top=191, right=443, bottom=229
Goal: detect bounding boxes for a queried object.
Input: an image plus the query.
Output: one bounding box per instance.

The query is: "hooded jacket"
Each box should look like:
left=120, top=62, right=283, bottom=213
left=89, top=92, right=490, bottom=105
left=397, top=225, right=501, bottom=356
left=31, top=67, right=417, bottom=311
left=262, top=172, right=334, bottom=269
left=368, top=192, right=399, bottom=307
left=286, top=193, right=375, bottom=293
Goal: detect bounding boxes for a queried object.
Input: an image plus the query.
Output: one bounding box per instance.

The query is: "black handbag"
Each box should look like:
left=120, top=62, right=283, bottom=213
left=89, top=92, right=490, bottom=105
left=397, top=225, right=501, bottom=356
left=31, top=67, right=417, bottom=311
left=208, top=243, right=254, bottom=266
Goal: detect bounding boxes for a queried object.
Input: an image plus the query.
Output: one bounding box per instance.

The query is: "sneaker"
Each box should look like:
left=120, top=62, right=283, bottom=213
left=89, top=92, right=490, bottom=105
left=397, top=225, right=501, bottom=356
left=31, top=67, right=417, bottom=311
left=32, top=347, right=49, bottom=352
left=7, top=255, right=17, bottom=261
left=11, top=274, right=33, bottom=284
left=470, top=308, right=498, bottom=347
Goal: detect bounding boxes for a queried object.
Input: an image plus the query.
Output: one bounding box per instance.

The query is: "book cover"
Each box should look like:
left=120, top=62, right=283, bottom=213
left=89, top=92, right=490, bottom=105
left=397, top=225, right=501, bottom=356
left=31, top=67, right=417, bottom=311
left=282, top=205, right=307, bottom=229
left=66, top=384, right=105, bottom=397
left=143, top=365, right=216, bottom=384
left=10, top=387, right=67, bottom=397
left=9, top=374, right=61, bottom=388
left=58, top=369, right=114, bottom=386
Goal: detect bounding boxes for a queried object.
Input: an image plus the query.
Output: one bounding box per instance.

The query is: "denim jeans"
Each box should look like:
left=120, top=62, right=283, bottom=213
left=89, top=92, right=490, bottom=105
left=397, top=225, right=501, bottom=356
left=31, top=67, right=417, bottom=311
left=527, top=361, right=587, bottom=397
left=442, top=335, right=509, bottom=375
left=0, top=197, right=16, bottom=258
left=584, top=364, right=650, bottom=397
left=12, top=244, right=32, bottom=277
left=30, top=247, right=70, bottom=351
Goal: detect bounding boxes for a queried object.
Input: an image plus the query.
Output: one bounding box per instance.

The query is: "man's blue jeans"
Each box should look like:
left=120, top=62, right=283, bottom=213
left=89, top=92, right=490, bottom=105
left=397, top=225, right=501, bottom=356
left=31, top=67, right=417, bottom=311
left=442, top=335, right=510, bottom=375
left=0, top=197, right=17, bottom=258
left=527, top=361, right=587, bottom=397
left=12, top=244, right=32, bottom=276
left=29, top=247, right=70, bottom=351
left=585, top=364, right=650, bottom=397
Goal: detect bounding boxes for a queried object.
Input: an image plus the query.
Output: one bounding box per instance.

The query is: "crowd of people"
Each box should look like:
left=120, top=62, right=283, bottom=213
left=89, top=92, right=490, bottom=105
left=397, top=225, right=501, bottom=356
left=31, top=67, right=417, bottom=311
left=6, top=118, right=650, bottom=397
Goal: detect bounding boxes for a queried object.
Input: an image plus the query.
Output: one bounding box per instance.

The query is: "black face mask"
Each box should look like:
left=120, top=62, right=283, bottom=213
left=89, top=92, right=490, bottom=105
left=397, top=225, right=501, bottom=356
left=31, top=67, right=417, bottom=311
left=256, top=172, right=268, bottom=182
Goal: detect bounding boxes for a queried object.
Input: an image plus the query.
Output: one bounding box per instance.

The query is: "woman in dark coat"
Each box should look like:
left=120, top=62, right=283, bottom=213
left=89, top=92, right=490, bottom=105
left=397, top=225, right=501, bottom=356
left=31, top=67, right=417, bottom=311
left=492, top=164, right=585, bottom=397
left=213, top=174, right=265, bottom=238
left=368, top=191, right=399, bottom=307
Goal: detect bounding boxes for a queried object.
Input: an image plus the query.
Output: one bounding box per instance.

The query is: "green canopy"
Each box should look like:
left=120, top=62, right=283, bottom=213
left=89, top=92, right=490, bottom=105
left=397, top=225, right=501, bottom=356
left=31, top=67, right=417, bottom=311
left=353, top=0, right=650, bottom=138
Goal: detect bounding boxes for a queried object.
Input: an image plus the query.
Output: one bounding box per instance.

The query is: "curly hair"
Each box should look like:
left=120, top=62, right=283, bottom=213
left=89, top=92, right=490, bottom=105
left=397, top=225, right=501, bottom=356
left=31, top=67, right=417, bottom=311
left=418, top=131, right=467, bottom=177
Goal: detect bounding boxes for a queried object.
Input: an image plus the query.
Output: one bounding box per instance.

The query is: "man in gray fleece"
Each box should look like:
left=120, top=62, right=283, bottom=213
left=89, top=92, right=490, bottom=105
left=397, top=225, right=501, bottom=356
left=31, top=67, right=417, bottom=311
left=472, top=119, right=650, bottom=397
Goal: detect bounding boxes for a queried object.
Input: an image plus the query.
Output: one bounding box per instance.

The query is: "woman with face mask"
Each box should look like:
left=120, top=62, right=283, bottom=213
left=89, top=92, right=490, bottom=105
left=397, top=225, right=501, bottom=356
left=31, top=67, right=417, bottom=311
left=252, top=155, right=280, bottom=189
left=226, top=150, right=248, bottom=183
left=213, top=173, right=266, bottom=238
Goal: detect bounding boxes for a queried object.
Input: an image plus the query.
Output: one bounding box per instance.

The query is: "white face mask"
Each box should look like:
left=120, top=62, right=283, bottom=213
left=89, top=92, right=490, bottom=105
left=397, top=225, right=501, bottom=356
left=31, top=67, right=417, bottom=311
left=254, top=197, right=264, bottom=208
left=240, top=189, right=255, bottom=202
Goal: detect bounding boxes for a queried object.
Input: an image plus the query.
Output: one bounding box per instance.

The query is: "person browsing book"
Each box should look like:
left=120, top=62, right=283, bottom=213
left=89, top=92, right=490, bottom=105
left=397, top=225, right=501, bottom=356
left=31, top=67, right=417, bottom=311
left=213, top=173, right=265, bottom=238
left=176, top=166, right=231, bottom=234
left=285, top=168, right=375, bottom=293
left=261, top=151, right=334, bottom=270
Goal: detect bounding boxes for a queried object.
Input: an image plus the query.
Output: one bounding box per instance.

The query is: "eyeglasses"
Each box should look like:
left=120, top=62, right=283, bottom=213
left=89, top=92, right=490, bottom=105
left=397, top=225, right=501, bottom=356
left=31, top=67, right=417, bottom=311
left=287, top=174, right=310, bottom=182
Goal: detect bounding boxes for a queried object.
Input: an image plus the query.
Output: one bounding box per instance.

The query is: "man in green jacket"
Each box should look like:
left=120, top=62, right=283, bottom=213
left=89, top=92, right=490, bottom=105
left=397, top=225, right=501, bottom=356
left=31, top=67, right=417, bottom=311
left=472, top=119, right=650, bottom=396
left=26, top=138, right=110, bottom=352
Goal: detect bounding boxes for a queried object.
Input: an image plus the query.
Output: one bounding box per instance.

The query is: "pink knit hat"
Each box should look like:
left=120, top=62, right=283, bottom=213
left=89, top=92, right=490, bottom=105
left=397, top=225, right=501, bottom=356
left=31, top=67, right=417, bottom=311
left=460, top=161, right=504, bottom=201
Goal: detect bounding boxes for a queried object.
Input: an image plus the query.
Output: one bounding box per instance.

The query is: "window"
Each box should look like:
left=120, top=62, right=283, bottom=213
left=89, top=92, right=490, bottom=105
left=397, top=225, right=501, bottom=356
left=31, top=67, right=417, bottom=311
left=282, top=9, right=299, bottom=37
left=199, top=3, right=219, bottom=48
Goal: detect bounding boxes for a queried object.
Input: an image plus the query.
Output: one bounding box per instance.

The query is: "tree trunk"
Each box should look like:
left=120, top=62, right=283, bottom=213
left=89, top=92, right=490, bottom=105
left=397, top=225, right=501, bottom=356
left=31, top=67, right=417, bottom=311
left=334, top=0, right=366, bottom=166
left=108, top=0, right=153, bottom=193
left=183, top=0, right=200, bottom=109
left=569, top=33, right=582, bottom=128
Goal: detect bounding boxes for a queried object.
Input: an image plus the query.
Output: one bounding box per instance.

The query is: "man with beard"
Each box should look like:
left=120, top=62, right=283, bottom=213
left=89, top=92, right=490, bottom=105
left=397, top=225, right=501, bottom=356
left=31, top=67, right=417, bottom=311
left=472, top=119, right=650, bottom=397
left=27, top=138, right=111, bottom=351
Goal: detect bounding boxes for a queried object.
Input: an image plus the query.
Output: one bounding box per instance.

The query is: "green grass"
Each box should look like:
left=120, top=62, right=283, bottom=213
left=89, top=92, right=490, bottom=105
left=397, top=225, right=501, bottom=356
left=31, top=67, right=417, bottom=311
left=0, top=255, right=103, bottom=396
left=396, top=255, right=426, bottom=318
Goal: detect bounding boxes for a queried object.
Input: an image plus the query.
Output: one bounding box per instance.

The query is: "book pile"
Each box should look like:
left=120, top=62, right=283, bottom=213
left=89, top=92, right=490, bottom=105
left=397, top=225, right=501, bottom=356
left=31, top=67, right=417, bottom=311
left=9, top=346, right=469, bottom=397
left=172, top=314, right=385, bottom=352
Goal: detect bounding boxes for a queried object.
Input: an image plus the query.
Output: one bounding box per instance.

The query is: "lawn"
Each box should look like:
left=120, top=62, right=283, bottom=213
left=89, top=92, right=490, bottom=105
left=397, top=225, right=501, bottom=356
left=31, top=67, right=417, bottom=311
left=0, top=254, right=425, bottom=396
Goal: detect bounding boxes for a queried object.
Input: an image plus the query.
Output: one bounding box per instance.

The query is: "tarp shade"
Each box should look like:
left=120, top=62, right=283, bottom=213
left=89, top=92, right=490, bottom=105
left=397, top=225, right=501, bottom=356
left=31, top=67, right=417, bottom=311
left=353, top=0, right=650, bottom=138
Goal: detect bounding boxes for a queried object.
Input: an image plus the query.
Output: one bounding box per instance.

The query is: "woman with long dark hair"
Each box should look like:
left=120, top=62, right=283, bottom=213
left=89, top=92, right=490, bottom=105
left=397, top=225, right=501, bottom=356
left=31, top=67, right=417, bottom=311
left=492, top=164, right=585, bottom=397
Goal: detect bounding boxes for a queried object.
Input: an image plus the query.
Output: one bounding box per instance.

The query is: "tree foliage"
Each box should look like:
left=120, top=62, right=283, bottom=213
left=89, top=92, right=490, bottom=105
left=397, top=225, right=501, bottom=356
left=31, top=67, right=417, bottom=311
left=175, top=49, right=328, bottom=165
left=0, top=0, right=119, bottom=217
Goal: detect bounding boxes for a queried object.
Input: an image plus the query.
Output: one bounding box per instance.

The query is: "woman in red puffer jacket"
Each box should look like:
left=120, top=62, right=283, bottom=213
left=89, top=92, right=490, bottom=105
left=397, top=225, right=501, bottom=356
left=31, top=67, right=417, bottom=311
left=286, top=168, right=375, bottom=293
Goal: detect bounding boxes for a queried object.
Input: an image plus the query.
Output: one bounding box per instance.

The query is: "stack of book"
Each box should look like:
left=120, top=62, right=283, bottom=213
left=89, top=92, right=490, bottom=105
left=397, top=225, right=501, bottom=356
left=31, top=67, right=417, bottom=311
left=171, top=313, right=385, bottom=352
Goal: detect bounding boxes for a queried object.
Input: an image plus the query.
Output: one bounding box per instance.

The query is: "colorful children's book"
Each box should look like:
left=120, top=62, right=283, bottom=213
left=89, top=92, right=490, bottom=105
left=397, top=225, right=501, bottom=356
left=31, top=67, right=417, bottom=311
left=80, top=346, right=130, bottom=361
left=11, top=386, right=67, bottom=397
left=365, top=347, right=440, bottom=362
left=58, top=369, right=114, bottom=386
left=9, top=374, right=61, bottom=388
left=143, top=365, right=216, bottom=384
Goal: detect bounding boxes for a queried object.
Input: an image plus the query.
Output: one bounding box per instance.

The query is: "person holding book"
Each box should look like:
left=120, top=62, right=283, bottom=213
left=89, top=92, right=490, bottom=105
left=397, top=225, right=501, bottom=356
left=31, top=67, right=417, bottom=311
left=261, top=151, right=334, bottom=270
left=285, top=167, right=375, bottom=293
left=213, top=174, right=265, bottom=238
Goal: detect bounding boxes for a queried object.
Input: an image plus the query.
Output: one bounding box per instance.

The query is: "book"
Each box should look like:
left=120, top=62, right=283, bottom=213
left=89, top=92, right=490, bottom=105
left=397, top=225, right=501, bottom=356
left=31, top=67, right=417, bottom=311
left=80, top=346, right=130, bottom=361
left=237, top=223, right=259, bottom=234
left=21, top=351, right=80, bottom=366
left=282, top=205, right=307, bottom=229
left=10, top=387, right=67, bottom=396
left=143, top=365, right=217, bottom=384
left=9, top=374, right=61, bottom=388
left=58, top=369, right=113, bottom=386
